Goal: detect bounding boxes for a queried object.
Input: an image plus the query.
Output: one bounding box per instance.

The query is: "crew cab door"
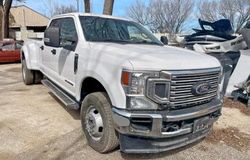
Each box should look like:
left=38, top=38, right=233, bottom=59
left=56, top=17, right=78, bottom=94
left=42, top=17, right=78, bottom=96
left=41, top=19, right=60, bottom=80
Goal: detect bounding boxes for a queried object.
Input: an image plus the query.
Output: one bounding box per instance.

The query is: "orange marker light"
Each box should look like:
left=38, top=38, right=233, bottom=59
left=121, top=71, right=130, bottom=86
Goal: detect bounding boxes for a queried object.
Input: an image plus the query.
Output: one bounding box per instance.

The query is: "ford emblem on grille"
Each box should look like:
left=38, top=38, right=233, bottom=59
left=192, top=82, right=211, bottom=95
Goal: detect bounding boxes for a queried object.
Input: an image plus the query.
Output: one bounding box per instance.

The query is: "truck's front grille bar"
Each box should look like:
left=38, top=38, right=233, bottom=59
left=147, top=68, right=221, bottom=109
left=168, top=68, right=220, bottom=109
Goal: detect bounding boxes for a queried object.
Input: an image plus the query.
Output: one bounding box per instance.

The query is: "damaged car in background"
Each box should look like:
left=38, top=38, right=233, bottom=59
left=228, top=22, right=250, bottom=107
left=182, top=19, right=250, bottom=107
left=182, top=19, right=247, bottom=53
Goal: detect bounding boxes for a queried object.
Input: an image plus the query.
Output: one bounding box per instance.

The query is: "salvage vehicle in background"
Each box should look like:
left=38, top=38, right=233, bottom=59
left=0, top=40, right=22, bottom=63
left=21, top=13, right=223, bottom=153
left=183, top=19, right=247, bottom=53
left=227, top=22, right=250, bottom=107
left=183, top=19, right=250, bottom=107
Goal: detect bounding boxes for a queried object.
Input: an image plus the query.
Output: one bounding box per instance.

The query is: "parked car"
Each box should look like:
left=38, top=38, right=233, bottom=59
left=21, top=13, right=223, bottom=153
left=0, top=40, right=22, bottom=63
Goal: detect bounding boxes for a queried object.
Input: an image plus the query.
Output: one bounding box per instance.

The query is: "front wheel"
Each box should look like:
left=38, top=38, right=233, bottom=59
left=80, top=92, right=119, bottom=153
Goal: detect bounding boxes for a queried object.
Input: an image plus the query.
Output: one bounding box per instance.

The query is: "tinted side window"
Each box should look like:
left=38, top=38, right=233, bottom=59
left=1, top=43, right=15, bottom=51
left=127, top=25, right=151, bottom=41
left=60, top=18, right=78, bottom=47
left=49, top=19, right=60, bottom=27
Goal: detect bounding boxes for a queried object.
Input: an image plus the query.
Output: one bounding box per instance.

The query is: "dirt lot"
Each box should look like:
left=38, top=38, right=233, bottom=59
left=0, top=63, right=250, bottom=160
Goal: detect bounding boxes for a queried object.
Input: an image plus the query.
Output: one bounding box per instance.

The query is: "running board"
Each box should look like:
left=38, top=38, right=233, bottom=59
left=42, top=79, right=79, bottom=110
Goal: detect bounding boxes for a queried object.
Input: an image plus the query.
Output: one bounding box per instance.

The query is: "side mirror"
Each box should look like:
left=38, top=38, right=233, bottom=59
left=44, top=27, right=60, bottom=47
left=61, top=35, right=78, bottom=51
left=160, top=36, right=168, bottom=45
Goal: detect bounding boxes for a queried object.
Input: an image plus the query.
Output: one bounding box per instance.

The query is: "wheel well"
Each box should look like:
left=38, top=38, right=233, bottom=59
left=21, top=52, right=25, bottom=60
left=80, top=77, right=106, bottom=101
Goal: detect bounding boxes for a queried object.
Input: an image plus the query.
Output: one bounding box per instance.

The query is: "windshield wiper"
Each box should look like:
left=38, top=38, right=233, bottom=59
left=91, top=39, right=162, bottom=46
left=134, top=40, right=162, bottom=46
left=94, top=39, right=131, bottom=44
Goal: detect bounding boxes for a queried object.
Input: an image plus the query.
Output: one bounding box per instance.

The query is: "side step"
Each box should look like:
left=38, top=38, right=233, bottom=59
left=42, top=79, right=79, bottom=110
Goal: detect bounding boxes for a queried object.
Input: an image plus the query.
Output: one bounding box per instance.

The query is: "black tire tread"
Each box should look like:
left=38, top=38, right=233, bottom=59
left=22, top=59, right=34, bottom=85
left=81, top=92, right=119, bottom=153
left=34, top=71, right=43, bottom=84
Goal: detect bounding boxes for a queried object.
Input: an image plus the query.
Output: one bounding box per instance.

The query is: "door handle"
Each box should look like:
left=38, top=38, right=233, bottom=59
left=40, top=45, right=44, bottom=50
left=74, top=53, right=79, bottom=74
left=51, top=49, right=56, bottom=55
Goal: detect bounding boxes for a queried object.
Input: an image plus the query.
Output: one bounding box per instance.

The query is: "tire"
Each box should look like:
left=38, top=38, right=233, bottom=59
left=248, top=98, right=250, bottom=108
left=34, top=71, right=43, bottom=84
left=81, top=92, right=119, bottom=153
left=22, top=59, right=34, bottom=85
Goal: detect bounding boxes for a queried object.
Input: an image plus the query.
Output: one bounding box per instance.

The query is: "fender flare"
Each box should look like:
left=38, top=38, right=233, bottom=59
left=21, top=46, right=31, bottom=69
left=77, top=72, right=125, bottom=108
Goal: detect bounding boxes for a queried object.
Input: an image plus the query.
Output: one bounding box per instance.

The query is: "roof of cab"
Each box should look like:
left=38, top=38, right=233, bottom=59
left=52, top=13, right=131, bottom=22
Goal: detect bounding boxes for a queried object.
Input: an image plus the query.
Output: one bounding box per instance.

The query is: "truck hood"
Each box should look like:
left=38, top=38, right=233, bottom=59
left=90, top=43, right=221, bottom=70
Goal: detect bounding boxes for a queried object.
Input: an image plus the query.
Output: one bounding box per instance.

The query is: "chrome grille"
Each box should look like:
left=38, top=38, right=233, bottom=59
left=168, top=68, right=220, bottom=109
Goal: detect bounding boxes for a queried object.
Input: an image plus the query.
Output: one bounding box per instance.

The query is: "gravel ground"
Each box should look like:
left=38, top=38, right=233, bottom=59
left=0, top=63, right=250, bottom=160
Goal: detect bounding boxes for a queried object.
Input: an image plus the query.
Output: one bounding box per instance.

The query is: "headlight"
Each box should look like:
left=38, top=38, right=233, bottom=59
left=121, top=71, right=159, bottom=95
left=121, top=70, right=159, bottom=110
left=126, top=96, right=158, bottom=110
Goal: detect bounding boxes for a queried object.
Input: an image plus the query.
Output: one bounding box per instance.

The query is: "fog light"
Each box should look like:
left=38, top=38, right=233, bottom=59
left=126, top=96, right=158, bottom=110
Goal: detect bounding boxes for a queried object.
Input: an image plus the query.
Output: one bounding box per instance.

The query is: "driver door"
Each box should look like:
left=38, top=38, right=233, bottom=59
left=41, top=19, right=60, bottom=81
left=42, top=17, right=78, bottom=96
left=56, top=17, right=78, bottom=95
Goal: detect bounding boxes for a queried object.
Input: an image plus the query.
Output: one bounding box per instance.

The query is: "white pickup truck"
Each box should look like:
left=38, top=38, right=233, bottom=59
left=21, top=13, right=223, bottom=153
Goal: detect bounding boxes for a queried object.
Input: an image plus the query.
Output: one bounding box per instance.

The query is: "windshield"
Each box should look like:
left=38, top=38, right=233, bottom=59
left=79, top=16, right=163, bottom=45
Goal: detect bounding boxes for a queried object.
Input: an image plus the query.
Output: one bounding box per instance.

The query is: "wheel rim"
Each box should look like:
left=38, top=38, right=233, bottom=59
left=85, top=105, right=104, bottom=141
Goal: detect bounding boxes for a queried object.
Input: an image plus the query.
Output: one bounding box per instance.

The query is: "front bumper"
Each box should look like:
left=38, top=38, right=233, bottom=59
left=112, top=99, right=222, bottom=153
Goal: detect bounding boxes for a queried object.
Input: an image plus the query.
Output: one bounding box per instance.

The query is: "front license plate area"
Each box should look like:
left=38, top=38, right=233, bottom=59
left=193, top=116, right=212, bottom=133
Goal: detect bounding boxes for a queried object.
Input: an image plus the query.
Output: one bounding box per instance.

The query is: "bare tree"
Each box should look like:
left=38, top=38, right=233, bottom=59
left=42, top=0, right=56, bottom=17
left=0, top=0, right=4, bottom=40
left=0, top=0, right=25, bottom=40
left=127, top=0, right=194, bottom=34
left=127, top=0, right=150, bottom=26
left=198, top=1, right=219, bottom=22
left=103, top=0, right=114, bottom=15
left=53, top=4, right=77, bottom=16
left=233, top=0, right=250, bottom=32
left=198, top=0, right=250, bottom=32
left=43, top=0, right=77, bottom=17
left=4, top=0, right=12, bottom=38
left=84, top=0, right=90, bottom=13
